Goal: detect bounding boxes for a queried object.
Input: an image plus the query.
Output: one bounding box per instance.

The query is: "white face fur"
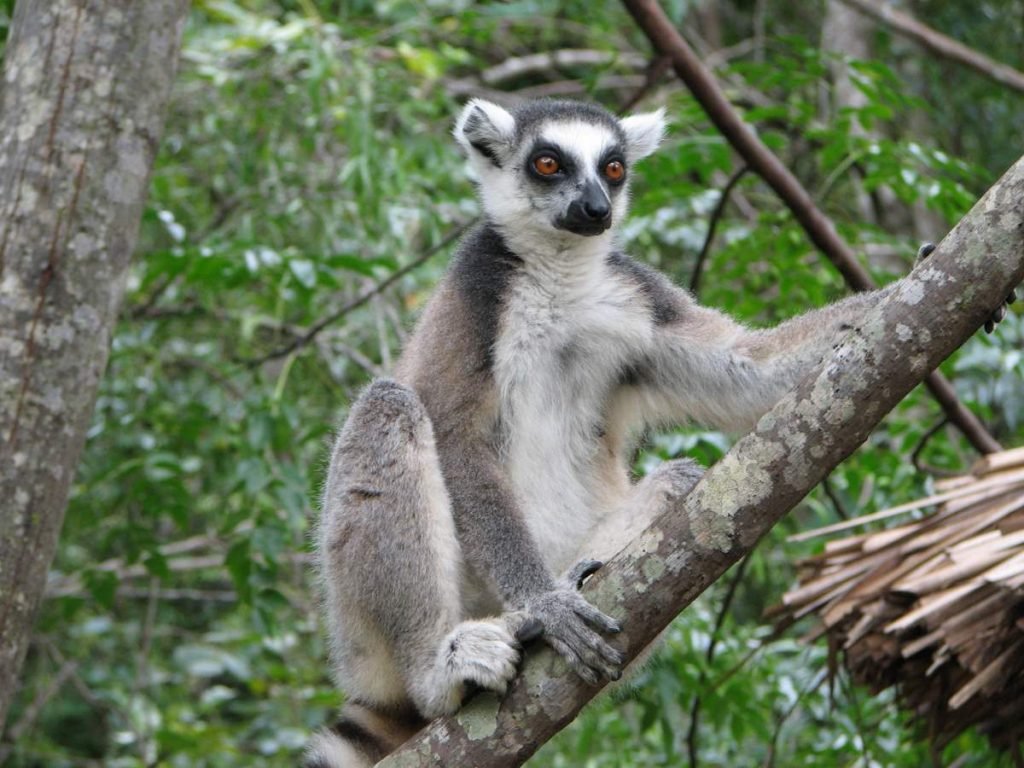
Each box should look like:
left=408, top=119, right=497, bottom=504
left=453, top=99, right=666, bottom=255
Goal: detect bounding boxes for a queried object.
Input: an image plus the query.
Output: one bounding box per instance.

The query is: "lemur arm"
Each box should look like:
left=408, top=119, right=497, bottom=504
left=637, top=284, right=897, bottom=433
left=433, top=434, right=554, bottom=607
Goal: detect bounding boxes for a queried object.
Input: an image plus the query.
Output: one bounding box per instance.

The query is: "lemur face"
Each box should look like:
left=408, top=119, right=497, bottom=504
left=454, top=99, right=666, bottom=243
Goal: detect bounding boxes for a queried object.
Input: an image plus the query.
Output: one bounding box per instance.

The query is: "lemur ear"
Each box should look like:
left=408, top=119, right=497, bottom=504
left=620, top=108, right=667, bottom=161
left=454, top=99, right=516, bottom=168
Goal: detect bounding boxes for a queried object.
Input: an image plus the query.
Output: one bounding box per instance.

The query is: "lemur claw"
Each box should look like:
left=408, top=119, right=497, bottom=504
left=569, top=559, right=604, bottom=589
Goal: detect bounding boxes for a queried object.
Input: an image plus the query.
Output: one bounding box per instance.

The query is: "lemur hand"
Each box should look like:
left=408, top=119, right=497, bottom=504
left=525, top=559, right=625, bottom=685
left=916, top=243, right=1018, bottom=333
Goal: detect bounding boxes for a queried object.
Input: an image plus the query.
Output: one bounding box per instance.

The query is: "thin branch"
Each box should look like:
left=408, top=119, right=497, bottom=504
left=618, top=55, right=672, bottom=113
left=690, top=164, right=749, bottom=294
left=620, top=0, right=1001, bottom=456
left=763, top=669, right=828, bottom=768
left=838, top=0, right=1024, bottom=95
left=911, top=416, right=958, bottom=477
left=245, top=220, right=474, bottom=366
left=0, top=659, right=77, bottom=763
left=480, top=49, right=647, bottom=86
left=821, top=475, right=850, bottom=521
left=685, top=553, right=751, bottom=768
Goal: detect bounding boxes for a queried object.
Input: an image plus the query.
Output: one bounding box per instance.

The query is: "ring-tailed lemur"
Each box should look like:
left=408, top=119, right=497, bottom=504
left=306, top=98, right=1013, bottom=767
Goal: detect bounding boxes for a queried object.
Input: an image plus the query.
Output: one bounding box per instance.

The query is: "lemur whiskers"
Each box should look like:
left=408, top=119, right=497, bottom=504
left=306, top=97, right=1003, bottom=767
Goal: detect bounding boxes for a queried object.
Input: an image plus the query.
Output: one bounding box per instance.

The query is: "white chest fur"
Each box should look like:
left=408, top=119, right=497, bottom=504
left=493, top=255, right=653, bottom=573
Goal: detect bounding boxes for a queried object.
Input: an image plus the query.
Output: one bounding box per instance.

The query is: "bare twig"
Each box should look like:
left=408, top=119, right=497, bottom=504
left=618, top=55, right=672, bottom=113
left=620, top=0, right=1001, bottom=456
left=0, top=659, right=77, bottom=762
left=763, top=669, right=828, bottom=768
left=911, top=416, right=958, bottom=476
left=821, top=475, right=850, bottom=521
left=480, top=49, right=647, bottom=86
left=245, top=220, right=474, bottom=366
left=838, top=0, right=1024, bottom=95
left=690, top=164, right=749, bottom=294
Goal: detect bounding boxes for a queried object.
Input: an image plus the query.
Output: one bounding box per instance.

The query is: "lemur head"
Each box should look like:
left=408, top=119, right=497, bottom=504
left=454, top=98, right=665, bottom=246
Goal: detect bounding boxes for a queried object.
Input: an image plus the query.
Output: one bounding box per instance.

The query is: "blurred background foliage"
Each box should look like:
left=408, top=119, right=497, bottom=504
left=4, top=0, right=1024, bottom=765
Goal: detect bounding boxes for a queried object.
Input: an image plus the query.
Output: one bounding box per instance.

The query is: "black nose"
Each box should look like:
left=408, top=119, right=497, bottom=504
left=583, top=198, right=610, bottom=221
left=557, top=181, right=614, bottom=236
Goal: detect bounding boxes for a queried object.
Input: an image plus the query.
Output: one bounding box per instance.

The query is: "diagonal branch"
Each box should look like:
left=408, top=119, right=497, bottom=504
left=837, top=0, right=1024, bottom=95
left=379, top=154, right=1024, bottom=768
left=621, top=0, right=1002, bottom=455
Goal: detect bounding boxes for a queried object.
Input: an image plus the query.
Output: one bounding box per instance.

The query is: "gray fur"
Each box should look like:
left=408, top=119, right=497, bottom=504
left=312, top=98, right=906, bottom=766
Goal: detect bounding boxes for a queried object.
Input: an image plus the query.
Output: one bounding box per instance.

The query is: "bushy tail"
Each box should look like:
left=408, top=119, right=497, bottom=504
left=303, top=702, right=425, bottom=768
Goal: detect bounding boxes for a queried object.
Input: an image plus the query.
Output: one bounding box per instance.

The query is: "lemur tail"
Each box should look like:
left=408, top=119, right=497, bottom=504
left=304, top=702, right=425, bottom=768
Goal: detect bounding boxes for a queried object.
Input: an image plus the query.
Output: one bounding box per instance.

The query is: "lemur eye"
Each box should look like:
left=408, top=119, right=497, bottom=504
left=604, top=160, right=625, bottom=182
left=533, top=156, right=560, bottom=176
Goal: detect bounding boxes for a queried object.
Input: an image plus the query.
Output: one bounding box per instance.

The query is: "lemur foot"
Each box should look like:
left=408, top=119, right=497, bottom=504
left=652, top=457, right=705, bottom=501
left=417, top=619, right=522, bottom=717
left=526, top=559, right=625, bottom=685
left=916, top=242, right=1017, bottom=333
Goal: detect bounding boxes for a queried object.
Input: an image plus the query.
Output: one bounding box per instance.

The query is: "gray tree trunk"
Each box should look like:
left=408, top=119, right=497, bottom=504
left=0, top=0, right=189, bottom=731
left=379, top=153, right=1024, bottom=767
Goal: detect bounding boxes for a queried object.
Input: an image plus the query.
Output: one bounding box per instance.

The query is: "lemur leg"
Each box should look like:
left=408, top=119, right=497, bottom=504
left=573, top=458, right=704, bottom=681
left=315, top=380, right=522, bottom=761
left=581, top=457, right=704, bottom=565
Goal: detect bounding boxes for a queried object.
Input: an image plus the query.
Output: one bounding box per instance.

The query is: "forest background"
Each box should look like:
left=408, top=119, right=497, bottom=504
left=2, top=0, right=1023, bottom=766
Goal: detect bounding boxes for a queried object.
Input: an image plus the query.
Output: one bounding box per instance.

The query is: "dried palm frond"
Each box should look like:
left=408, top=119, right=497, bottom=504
left=776, top=446, right=1024, bottom=752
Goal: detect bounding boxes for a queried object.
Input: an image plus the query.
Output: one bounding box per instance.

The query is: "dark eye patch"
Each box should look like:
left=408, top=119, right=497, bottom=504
left=526, top=142, right=577, bottom=178
left=598, top=145, right=626, bottom=169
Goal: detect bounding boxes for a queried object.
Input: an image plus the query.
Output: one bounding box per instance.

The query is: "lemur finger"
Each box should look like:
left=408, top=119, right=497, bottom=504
left=1008, top=289, right=1017, bottom=304
left=563, top=628, right=622, bottom=682
left=567, top=622, right=626, bottom=670
left=548, top=636, right=599, bottom=685
left=567, top=559, right=603, bottom=589
left=993, top=305, right=1007, bottom=324
left=573, top=600, right=622, bottom=635
left=985, top=318, right=996, bottom=334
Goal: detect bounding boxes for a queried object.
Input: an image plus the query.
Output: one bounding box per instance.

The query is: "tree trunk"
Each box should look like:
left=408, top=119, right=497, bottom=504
left=378, top=153, right=1024, bottom=767
left=0, top=0, right=189, bottom=731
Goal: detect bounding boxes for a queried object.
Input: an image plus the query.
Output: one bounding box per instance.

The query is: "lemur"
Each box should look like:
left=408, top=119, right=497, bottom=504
left=306, top=98, right=1013, bottom=767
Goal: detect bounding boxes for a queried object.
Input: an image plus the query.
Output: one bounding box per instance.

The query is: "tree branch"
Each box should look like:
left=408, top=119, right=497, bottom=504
left=690, top=164, right=749, bottom=294
left=621, top=0, right=1002, bottom=456
left=837, top=0, right=1024, bottom=95
left=244, top=220, right=474, bottom=366
left=379, top=154, right=1024, bottom=767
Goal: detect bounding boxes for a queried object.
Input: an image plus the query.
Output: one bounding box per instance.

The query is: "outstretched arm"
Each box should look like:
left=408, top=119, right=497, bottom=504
left=632, top=283, right=898, bottom=433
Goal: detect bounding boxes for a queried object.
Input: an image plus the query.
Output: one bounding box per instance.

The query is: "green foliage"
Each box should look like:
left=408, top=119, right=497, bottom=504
left=5, top=1, right=1023, bottom=766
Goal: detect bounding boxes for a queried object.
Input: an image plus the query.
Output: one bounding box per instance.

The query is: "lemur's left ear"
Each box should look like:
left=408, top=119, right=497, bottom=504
left=620, top=108, right=667, bottom=161
left=454, top=99, right=516, bottom=168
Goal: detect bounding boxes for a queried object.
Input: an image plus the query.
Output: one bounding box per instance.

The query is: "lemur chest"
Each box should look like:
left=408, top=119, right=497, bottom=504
left=492, top=269, right=652, bottom=569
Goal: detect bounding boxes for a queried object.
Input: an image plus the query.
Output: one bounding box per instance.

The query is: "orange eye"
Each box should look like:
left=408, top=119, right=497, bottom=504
left=533, top=156, right=560, bottom=176
left=604, top=160, right=625, bottom=182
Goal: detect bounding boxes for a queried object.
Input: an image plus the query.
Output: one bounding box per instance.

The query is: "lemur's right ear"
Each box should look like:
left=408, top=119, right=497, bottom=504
left=454, top=99, right=515, bottom=168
